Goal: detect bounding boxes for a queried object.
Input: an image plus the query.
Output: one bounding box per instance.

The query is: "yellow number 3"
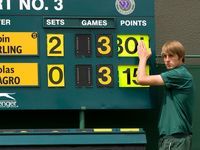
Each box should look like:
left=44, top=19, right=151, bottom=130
left=97, top=36, right=111, bottom=55
left=98, top=66, right=112, bottom=85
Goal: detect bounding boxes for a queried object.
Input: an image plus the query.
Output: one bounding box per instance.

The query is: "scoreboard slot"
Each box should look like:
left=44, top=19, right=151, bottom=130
left=75, top=34, right=92, bottom=57
left=75, top=64, right=93, bottom=87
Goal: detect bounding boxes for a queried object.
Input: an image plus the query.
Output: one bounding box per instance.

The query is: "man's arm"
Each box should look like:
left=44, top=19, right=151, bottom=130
left=137, top=40, right=164, bottom=86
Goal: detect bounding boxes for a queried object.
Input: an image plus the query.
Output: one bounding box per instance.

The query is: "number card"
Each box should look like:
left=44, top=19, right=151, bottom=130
left=96, top=64, right=113, bottom=87
left=117, top=35, right=150, bottom=57
left=47, top=64, right=65, bottom=87
left=96, top=34, right=112, bottom=57
left=118, top=65, right=150, bottom=87
left=47, top=34, right=64, bottom=57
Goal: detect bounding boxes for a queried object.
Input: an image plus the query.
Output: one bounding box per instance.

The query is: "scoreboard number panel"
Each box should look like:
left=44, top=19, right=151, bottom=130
left=47, top=64, right=65, bottom=87
left=118, top=65, right=150, bottom=87
left=47, top=34, right=64, bottom=57
left=75, top=64, right=93, bottom=87
left=96, top=64, right=113, bottom=87
left=96, top=34, right=112, bottom=57
left=75, top=34, right=92, bottom=57
left=117, top=35, right=150, bottom=57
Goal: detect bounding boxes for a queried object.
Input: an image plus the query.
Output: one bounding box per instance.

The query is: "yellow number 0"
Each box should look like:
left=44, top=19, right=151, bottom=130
left=98, top=67, right=112, bottom=85
left=97, top=36, right=111, bottom=55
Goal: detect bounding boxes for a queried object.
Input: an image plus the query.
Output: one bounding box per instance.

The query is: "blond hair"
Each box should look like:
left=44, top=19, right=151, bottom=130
left=161, top=40, right=185, bottom=62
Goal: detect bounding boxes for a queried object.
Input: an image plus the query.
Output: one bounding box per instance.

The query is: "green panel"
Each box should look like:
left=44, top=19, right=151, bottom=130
left=0, top=134, right=145, bottom=145
left=0, top=0, right=155, bottom=110
left=0, top=0, right=154, bottom=16
left=0, top=128, right=146, bottom=145
left=187, top=66, right=200, bottom=150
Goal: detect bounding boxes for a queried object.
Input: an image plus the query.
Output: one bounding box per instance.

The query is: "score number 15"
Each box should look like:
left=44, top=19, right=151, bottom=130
left=118, top=65, right=150, bottom=87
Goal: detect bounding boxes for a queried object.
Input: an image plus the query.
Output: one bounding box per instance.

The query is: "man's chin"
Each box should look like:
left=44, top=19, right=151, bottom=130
left=166, top=66, right=174, bottom=69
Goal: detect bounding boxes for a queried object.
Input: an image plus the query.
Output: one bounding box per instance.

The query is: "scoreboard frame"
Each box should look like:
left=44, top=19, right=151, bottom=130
left=0, top=0, right=155, bottom=110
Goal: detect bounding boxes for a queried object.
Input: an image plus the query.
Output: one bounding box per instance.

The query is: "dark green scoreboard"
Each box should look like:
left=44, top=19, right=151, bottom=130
left=0, top=0, right=155, bottom=110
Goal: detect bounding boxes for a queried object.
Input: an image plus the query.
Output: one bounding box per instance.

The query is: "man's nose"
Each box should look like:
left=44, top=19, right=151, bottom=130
left=164, top=56, right=169, bottom=61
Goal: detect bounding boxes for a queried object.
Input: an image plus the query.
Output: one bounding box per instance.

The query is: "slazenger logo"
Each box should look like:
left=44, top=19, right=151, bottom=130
left=0, top=93, right=18, bottom=108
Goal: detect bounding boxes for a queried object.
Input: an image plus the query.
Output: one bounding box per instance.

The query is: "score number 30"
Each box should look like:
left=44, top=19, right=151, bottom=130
left=117, top=35, right=149, bottom=57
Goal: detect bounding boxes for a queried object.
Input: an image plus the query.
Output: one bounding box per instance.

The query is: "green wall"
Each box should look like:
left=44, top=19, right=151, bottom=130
left=189, top=66, right=200, bottom=150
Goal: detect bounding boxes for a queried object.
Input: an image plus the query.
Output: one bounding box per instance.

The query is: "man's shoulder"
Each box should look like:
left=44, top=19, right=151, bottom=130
left=161, top=65, right=193, bottom=84
left=162, top=65, right=191, bottom=77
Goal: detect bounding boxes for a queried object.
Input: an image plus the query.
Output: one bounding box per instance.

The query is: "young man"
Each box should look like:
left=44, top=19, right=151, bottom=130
left=137, top=40, right=194, bottom=150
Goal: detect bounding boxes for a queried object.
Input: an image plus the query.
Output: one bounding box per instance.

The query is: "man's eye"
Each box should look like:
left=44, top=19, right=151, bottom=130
left=162, top=55, right=167, bottom=58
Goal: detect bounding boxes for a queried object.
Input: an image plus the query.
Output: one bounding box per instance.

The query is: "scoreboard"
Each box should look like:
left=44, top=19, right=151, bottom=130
left=0, top=0, right=155, bottom=110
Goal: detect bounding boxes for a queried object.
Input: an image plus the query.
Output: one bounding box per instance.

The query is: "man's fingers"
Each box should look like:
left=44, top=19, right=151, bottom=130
left=137, top=41, right=142, bottom=50
left=141, top=40, right=146, bottom=50
left=137, top=40, right=146, bottom=50
left=148, top=48, right=151, bottom=53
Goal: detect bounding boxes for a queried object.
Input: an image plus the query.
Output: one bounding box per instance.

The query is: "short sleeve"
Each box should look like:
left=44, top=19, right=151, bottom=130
left=161, top=67, right=192, bottom=89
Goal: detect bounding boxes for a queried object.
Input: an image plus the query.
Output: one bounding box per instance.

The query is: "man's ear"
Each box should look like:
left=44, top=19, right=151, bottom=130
left=179, top=56, right=184, bottom=62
